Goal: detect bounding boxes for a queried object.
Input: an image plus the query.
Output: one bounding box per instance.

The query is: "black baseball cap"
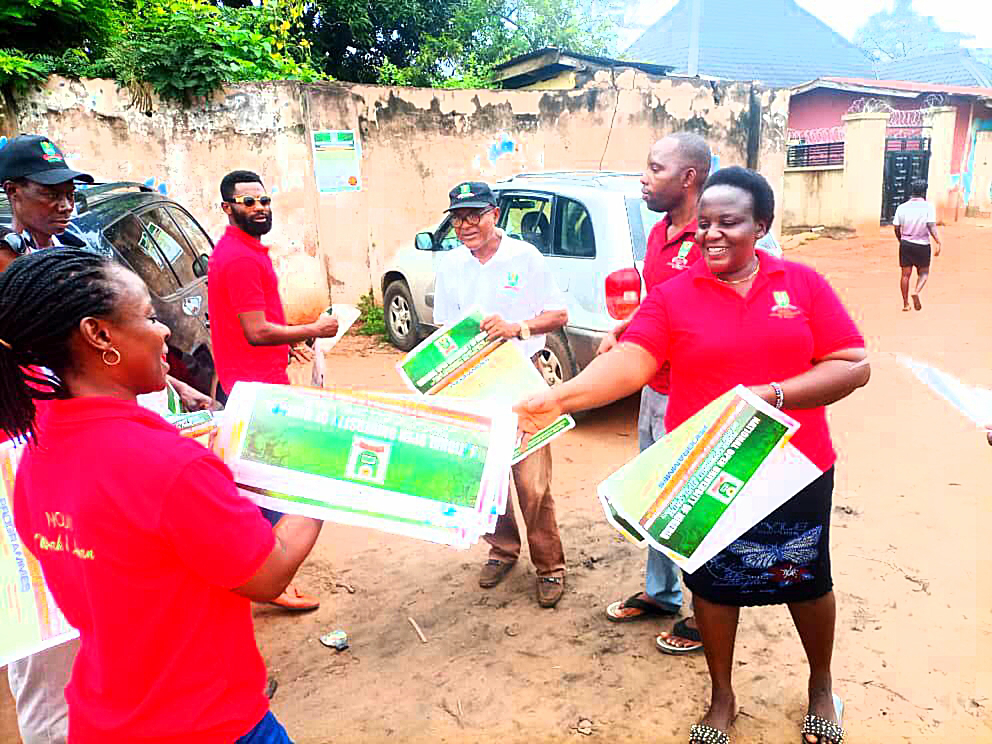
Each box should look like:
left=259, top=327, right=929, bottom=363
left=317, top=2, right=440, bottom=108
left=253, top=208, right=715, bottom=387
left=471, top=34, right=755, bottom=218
left=0, top=135, right=94, bottom=185
left=445, top=181, right=497, bottom=212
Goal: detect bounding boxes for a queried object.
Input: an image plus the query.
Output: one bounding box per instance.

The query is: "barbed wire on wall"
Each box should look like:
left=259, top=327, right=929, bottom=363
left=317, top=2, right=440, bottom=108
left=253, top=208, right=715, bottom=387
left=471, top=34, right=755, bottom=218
left=787, top=126, right=846, bottom=144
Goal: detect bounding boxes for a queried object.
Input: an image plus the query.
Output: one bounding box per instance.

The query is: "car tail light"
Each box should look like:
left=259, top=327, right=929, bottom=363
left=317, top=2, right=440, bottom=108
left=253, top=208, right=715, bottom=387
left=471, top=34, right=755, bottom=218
left=605, top=267, right=642, bottom=319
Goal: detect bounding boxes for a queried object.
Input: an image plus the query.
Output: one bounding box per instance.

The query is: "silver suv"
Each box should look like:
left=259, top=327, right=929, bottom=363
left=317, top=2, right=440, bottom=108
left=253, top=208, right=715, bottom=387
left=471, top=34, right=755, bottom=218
left=380, top=171, right=665, bottom=384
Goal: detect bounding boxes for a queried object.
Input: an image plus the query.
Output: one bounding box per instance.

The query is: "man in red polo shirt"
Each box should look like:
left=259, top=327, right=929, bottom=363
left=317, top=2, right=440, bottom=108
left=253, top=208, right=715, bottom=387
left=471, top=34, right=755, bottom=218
left=598, top=133, right=709, bottom=653
left=209, top=169, right=338, bottom=611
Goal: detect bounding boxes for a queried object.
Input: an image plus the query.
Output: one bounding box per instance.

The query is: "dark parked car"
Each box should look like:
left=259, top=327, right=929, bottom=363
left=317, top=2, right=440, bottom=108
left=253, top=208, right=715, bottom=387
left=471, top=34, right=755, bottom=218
left=0, top=182, right=217, bottom=395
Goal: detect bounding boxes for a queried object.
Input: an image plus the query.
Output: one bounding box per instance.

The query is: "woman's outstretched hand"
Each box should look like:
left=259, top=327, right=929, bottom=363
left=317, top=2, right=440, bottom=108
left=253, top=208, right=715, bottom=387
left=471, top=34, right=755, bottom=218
left=513, top=390, right=563, bottom=448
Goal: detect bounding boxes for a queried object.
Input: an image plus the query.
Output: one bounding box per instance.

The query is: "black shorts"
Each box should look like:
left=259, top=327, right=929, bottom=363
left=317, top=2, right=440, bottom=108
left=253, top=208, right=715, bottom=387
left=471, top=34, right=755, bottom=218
left=899, top=240, right=931, bottom=269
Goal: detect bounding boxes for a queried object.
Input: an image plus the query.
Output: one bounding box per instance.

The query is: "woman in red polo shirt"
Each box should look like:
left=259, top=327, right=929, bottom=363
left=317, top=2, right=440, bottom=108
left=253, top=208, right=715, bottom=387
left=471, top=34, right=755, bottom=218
left=0, top=249, right=322, bottom=744
left=516, top=167, right=869, bottom=744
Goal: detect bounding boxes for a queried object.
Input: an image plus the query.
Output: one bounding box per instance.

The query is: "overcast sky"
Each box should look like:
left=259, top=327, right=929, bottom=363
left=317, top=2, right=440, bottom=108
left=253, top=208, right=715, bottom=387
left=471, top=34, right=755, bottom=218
left=627, top=1, right=992, bottom=49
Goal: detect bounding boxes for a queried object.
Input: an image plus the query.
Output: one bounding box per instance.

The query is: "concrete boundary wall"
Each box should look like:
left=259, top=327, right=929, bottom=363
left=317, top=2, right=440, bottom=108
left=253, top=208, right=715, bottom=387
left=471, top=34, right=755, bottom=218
left=9, top=75, right=788, bottom=303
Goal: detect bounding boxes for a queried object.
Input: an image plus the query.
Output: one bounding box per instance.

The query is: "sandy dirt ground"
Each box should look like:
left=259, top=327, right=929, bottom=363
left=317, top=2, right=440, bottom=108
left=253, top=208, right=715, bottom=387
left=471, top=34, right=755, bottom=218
left=3, top=222, right=992, bottom=743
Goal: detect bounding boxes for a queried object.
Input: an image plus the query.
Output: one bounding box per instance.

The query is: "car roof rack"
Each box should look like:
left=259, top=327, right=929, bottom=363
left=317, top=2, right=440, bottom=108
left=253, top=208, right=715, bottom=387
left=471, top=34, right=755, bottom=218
left=75, top=181, right=155, bottom=211
left=509, top=171, right=639, bottom=180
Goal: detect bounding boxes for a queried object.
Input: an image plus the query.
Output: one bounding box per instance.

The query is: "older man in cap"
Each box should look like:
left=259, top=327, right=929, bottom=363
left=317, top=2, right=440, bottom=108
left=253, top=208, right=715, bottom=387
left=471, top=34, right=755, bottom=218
left=0, top=135, right=94, bottom=264
left=433, top=181, right=569, bottom=607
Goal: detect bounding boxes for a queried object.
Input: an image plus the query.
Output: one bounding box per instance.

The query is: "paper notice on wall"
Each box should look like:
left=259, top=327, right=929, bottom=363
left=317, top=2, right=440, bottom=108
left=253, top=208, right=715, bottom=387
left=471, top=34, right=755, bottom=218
left=312, top=130, right=362, bottom=193
left=0, top=441, right=79, bottom=667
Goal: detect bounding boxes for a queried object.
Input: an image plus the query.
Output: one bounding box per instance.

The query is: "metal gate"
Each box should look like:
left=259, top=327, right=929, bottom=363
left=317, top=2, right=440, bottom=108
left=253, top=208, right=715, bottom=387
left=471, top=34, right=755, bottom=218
left=881, top=137, right=931, bottom=223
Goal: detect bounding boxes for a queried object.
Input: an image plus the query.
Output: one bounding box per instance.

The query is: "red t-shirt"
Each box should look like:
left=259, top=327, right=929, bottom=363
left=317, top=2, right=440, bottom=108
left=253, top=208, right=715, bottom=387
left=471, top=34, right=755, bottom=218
left=208, top=225, right=290, bottom=393
left=13, top=397, right=275, bottom=744
left=633, top=216, right=701, bottom=394
left=623, top=253, right=864, bottom=471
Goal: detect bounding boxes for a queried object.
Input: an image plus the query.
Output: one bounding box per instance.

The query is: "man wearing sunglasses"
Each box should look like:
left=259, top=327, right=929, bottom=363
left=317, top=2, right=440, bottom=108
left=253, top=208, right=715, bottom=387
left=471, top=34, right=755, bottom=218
left=209, top=169, right=339, bottom=612
left=433, top=181, right=569, bottom=608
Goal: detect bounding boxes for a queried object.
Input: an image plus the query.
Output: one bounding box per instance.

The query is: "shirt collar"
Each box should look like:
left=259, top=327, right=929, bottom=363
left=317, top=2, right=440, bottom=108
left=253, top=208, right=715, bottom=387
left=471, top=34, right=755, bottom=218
left=225, top=224, right=268, bottom=252
left=690, top=249, right=786, bottom=284
left=41, top=396, right=173, bottom=431
left=659, top=215, right=699, bottom=249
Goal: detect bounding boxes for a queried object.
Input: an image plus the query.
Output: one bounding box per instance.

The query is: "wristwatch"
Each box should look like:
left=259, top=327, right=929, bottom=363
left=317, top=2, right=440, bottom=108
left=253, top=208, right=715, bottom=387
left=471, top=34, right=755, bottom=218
left=517, top=321, right=531, bottom=340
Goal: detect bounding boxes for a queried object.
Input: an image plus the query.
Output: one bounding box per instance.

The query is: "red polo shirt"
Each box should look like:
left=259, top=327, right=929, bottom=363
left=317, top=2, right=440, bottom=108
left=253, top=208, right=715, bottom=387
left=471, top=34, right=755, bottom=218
left=13, top=397, right=275, bottom=744
left=623, top=253, right=864, bottom=471
left=208, top=225, right=290, bottom=393
left=634, top=216, right=701, bottom=394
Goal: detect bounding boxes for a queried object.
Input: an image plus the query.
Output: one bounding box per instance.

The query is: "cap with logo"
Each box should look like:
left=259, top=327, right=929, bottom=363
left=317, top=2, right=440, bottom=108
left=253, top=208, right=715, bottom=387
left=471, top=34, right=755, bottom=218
left=0, top=135, right=94, bottom=185
left=445, top=181, right=497, bottom=212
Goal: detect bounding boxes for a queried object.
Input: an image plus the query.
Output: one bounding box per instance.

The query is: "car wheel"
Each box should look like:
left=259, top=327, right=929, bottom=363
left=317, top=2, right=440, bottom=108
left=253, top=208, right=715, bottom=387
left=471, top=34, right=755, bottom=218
left=536, top=332, right=576, bottom=387
left=384, top=280, right=421, bottom=351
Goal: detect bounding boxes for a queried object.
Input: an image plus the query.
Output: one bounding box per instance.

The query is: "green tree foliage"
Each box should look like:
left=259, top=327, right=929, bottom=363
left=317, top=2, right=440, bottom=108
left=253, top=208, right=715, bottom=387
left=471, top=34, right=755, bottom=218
left=0, top=0, right=614, bottom=97
left=854, top=0, right=971, bottom=62
left=302, top=0, right=615, bottom=86
left=109, top=0, right=321, bottom=104
left=0, top=0, right=121, bottom=57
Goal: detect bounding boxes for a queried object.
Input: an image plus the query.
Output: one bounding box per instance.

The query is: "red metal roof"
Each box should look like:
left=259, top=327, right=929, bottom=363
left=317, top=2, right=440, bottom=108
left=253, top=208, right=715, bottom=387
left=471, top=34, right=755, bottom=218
left=820, top=77, right=992, bottom=99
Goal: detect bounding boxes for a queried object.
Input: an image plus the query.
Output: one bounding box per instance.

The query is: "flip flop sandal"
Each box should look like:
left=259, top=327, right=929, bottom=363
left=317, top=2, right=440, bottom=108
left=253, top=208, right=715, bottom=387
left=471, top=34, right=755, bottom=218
left=606, top=593, right=679, bottom=622
left=689, top=723, right=730, bottom=744
left=912, top=294, right=922, bottom=311
left=657, top=618, right=704, bottom=654
left=800, top=693, right=845, bottom=744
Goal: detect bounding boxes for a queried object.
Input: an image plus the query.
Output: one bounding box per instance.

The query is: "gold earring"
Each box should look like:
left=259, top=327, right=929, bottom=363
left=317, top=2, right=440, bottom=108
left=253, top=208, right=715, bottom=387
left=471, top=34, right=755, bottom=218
left=102, top=348, right=121, bottom=367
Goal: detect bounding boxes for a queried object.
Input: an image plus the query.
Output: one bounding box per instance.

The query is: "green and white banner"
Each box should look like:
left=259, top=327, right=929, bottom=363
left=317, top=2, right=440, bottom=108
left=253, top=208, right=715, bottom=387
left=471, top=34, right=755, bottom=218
left=397, top=307, right=574, bottom=463
left=598, top=386, right=822, bottom=573
left=214, top=383, right=517, bottom=548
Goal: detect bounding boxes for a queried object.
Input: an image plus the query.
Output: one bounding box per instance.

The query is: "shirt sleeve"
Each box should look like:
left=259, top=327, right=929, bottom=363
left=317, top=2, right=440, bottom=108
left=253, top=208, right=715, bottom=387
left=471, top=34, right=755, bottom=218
left=160, top=454, right=275, bottom=589
left=223, top=257, right=269, bottom=315
left=927, top=203, right=937, bottom=224
left=432, top=255, right=456, bottom=326
left=620, top=287, right=672, bottom=368
left=805, top=270, right=865, bottom=360
left=892, top=206, right=903, bottom=227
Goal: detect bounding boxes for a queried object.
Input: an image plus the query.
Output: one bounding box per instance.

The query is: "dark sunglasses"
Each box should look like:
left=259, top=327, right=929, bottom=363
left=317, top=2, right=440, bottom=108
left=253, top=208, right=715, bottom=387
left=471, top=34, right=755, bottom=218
left=226, top=195, right=272, bottom=208
left=1, top=231, right=35, bottom=256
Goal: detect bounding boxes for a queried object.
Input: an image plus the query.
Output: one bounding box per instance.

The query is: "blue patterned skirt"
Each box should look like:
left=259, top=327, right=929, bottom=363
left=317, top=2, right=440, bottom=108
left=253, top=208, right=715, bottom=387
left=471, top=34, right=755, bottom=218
left=685, top=467, right=835, bottom=607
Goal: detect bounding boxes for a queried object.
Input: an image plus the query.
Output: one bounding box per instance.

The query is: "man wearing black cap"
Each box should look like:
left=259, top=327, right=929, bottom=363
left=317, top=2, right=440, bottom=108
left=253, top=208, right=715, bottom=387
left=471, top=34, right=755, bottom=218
left=433, top=181, right=569, bottom=608
left=0, top=134, right=94, bottom=259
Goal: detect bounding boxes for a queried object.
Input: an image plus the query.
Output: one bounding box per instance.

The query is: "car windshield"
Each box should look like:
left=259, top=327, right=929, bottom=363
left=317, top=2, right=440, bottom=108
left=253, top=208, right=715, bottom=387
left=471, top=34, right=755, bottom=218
left=625, top=197, right=667, bottom=262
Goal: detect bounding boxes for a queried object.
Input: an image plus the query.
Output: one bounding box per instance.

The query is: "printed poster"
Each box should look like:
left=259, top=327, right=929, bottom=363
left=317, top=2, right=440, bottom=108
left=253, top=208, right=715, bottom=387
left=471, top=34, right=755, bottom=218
left=598, top=386, right=822, bottom=573
left=396, top=307, right=574, bottom=463
left=312, top=130, right=362, bottom=193
left=898, top=355, right=992, bottom=426
left=0, top=441, right=79, bottom=667
left=213, top=383, right=517, bottom=548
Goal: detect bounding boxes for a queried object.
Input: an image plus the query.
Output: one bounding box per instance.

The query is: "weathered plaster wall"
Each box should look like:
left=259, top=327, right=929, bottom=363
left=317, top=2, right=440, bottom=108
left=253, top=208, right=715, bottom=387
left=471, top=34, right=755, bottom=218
left=781, top=166, right=845, bottom=229
left=13, top=75, right=788, bottom=304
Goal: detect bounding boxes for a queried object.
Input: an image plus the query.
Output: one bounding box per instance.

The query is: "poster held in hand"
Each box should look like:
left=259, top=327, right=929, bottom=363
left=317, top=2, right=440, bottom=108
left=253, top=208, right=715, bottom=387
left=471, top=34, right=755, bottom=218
left=0, top=441, right=79, bottom=667
left=311, top=304, right=362, bottom=388
left=396, top=307, right=574, bottom=463
left=213, top=382, right=517, bottom=548
left=598, top=386, right=822, bottom=573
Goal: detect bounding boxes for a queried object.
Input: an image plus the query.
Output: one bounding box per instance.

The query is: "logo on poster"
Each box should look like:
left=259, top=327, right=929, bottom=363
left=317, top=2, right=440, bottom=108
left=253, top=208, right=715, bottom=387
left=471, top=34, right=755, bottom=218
left=434, top=335, right=459, bottom=357
left=705, top=471, right=744, bottom=504
left=345, top=437, right=392, bottom=485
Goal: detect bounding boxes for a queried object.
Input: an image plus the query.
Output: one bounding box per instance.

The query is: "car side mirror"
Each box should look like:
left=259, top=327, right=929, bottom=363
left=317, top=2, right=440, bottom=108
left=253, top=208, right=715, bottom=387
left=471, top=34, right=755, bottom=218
left=192, top=253, right=209, bottom=278
left=415, top=232, right=435, bottom=251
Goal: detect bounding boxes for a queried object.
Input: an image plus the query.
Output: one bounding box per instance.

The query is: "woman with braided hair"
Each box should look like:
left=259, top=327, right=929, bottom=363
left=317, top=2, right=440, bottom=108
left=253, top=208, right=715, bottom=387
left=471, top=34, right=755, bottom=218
left=0, top=249, right=321, bottom=744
